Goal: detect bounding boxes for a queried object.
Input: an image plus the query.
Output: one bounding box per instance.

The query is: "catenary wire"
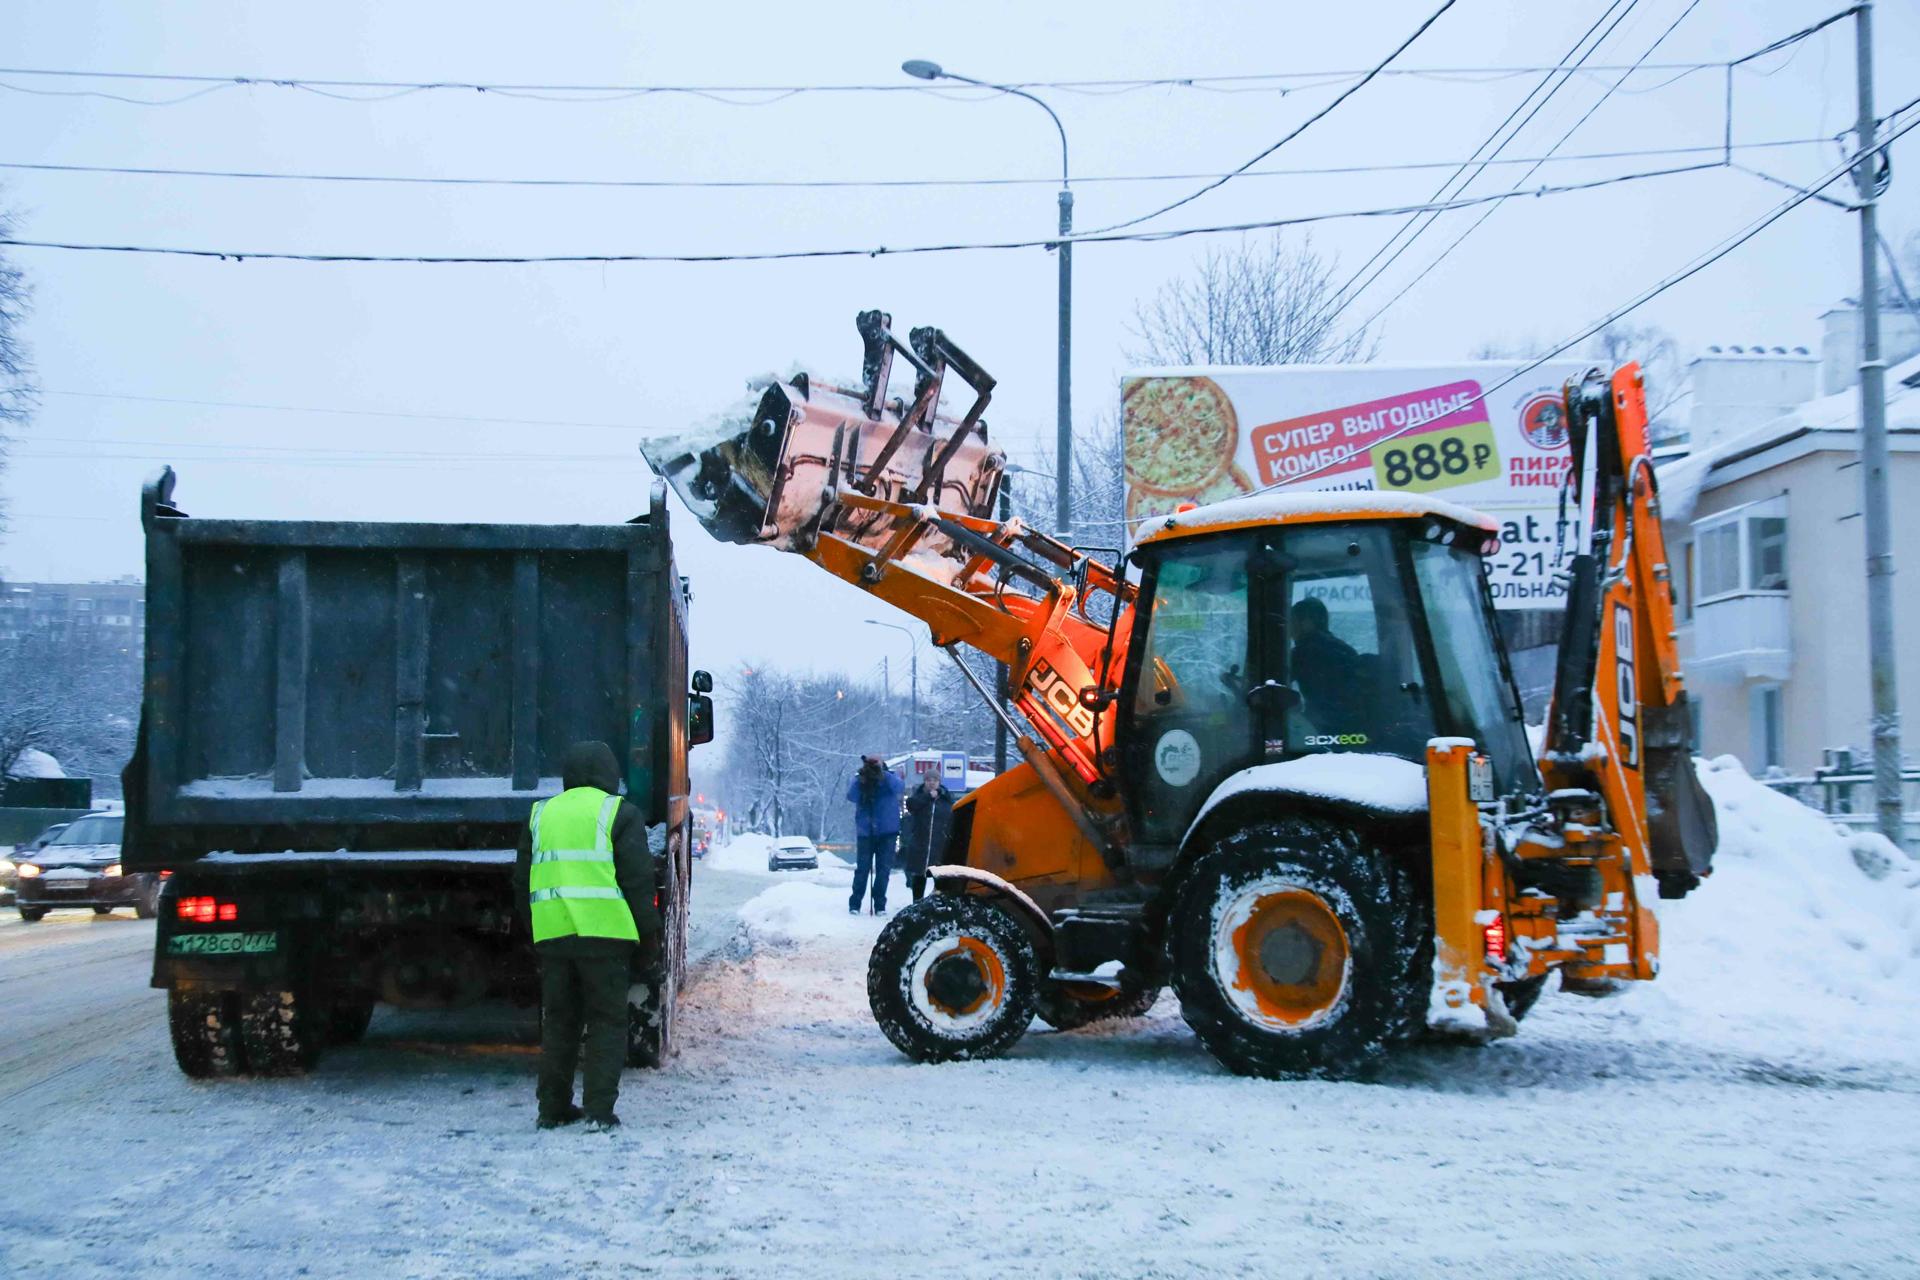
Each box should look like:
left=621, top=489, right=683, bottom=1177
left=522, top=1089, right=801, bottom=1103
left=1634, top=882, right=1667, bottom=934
left=1352, top=0, right=1707, bottom=333
left=1240, top=103, right=1920, bottom=498
left=0, top=160, right=1724, bottom=265
left=0, top=138, right=1835, bottom=192
left=1086, top=0, right=1461, bottom=235
left=1324, top=0, right=1642, bottom=326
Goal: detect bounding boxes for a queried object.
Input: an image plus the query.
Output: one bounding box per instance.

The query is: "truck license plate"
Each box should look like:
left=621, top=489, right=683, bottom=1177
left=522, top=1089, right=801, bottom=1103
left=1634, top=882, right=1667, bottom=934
left=167, top=931, right=278, bottom=956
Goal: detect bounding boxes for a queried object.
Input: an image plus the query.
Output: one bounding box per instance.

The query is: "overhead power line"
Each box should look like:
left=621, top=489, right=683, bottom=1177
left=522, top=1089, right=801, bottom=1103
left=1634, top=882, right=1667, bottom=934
left=0, top=160, right=1722, bottom=264
left=1247, top=99, right=1920, bottom=497
left=1089, top=0, right=1461, bottom=234
left=1326, top=0, right=1642, bottom=326
left=0, top=138, right=1836, bottom=192
left=1355, top=0, right=1707, bottom=332
left=0, top=49, right=1821, bottom=103
left=39, top=387, right=648, bottom=431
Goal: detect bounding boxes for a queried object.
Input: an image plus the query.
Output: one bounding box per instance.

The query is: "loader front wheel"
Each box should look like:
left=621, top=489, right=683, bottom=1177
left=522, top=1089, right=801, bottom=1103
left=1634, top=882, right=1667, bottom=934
left=1170, top=819, right=1424, bottom=1079
left=868, top=895, right=1037, bottom=1063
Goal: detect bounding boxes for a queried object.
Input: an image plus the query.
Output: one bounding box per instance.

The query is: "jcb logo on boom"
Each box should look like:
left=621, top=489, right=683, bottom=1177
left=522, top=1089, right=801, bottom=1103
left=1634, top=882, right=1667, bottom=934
left=1026, top=658, right=1096, bottom=739
left=1614, top=601, right=1639, bottom=769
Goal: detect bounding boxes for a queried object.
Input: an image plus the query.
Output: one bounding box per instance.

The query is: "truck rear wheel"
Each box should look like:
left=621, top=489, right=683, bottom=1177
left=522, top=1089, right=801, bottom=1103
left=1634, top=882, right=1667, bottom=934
left=868, top=895, right=1037, bottom=1063
left=1169, top=818, right=1425, bottom=1079
left=168, top=990, right=245, bottom=1078
left=626, top=965, right=677, bottom=1068
left=239, top=989, right=322, bottom=1076
left=1035, top=981, right=1162, bottom=1032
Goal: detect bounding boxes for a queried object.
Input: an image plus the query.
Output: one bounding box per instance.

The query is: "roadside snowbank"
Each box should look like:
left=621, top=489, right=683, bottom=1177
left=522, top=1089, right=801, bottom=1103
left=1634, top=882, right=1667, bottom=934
left=705, top=833, right=779, bottom=874
left=1623, top=755, right=1920, bottom=1062
left=739, top=880, right=878, bottom=944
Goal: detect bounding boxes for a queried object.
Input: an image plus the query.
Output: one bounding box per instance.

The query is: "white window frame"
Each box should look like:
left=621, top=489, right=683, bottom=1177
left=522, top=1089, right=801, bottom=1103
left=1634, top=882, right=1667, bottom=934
left=1691, top=494, right=1789, bottom=607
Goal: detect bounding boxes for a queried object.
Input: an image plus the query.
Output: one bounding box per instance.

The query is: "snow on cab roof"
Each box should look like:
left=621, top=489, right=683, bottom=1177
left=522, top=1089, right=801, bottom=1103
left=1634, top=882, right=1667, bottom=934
left=1134, top=487, right=1498, bottom=545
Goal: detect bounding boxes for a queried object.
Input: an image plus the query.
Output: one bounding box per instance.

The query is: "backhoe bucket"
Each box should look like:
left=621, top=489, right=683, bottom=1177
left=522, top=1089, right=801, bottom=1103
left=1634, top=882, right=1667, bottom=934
left=642, top=310, right=1004, bottom=554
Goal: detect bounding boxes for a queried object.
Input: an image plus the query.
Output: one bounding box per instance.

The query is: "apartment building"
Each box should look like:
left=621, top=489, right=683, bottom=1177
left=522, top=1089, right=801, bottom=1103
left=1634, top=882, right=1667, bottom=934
left=1661, top=300, right=1920, bottom=776
left=0, top=576, right=146, bottom=645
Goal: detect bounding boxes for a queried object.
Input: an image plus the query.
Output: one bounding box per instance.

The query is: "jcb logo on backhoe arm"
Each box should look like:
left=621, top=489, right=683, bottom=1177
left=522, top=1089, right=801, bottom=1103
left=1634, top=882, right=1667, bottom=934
left=1027, top=658, right=1096, bottom=739
left=1614, top=601, right=1639, bottom=769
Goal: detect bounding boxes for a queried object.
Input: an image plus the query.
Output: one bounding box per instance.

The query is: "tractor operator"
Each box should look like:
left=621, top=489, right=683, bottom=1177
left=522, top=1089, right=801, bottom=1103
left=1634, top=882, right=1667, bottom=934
left=514, top=740, right=662, bottom=1133
left=1289, top=596, right=1374, bottom=740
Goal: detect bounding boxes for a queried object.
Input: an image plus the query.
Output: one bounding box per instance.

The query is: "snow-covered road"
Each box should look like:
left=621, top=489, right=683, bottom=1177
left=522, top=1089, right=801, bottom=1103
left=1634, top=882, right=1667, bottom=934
left=3, top=782, right=1917, bottom=1279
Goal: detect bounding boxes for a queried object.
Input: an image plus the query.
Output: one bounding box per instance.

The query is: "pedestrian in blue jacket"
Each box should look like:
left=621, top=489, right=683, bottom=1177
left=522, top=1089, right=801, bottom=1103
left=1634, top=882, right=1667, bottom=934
left=847, top=754, right=905, bottom=915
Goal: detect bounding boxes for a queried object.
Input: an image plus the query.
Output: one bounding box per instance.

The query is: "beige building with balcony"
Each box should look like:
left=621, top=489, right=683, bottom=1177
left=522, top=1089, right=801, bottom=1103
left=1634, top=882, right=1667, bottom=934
left=1660, top=301, right=1920, bottom=778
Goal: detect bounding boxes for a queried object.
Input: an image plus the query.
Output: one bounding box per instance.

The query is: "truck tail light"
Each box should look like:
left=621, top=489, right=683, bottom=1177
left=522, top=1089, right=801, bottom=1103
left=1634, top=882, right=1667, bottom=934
left=1483, top=916, right=1508, bottom=962
left=177, top=896, right=238, bottom=924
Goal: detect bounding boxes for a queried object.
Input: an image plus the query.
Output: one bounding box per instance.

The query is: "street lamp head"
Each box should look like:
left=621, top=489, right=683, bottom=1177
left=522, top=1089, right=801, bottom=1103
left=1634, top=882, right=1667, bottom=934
left=901, top=59, right=944, bottom=80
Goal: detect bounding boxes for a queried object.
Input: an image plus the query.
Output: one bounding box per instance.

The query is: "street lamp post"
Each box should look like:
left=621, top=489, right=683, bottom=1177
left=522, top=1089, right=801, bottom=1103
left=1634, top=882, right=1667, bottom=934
left=865, top=619, right=919, bottom=748
left=903, top=59, right=1073, bottom=541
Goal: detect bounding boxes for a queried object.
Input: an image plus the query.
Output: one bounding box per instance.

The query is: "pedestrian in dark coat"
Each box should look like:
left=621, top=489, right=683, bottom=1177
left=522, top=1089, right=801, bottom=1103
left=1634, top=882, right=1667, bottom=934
left=846, top=754, right=904, bottom=915
left=899, top=772, right=953, bottom=902
left=513, top=740, right=662, bottom=1132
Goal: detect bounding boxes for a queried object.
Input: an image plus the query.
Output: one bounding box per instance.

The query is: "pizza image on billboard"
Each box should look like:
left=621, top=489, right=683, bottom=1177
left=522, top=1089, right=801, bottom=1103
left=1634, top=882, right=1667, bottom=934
left=1122, top=376, right=1239, bottom=495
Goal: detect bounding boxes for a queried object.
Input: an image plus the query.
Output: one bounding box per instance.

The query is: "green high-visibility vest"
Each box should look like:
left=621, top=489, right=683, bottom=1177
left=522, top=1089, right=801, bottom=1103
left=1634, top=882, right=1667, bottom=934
left=527, top=786, right=639, bottom=944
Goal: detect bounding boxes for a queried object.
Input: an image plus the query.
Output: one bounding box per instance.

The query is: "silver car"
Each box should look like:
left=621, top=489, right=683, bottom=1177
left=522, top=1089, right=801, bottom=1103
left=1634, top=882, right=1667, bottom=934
left=767, top=835, right=820, bottom=871
left=13, top=813, right=160, bottom=922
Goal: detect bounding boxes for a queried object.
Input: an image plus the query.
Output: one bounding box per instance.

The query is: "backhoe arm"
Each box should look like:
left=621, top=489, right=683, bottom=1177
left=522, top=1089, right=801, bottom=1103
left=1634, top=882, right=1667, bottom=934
left=1541, top=365, right=1716, bottom=897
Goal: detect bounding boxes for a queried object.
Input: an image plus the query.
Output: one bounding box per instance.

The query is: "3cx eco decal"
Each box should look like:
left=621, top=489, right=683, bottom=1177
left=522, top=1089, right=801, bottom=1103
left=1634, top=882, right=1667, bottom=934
left=1154, top=729, right=1202, bottom=787
left=1304, top=733, right=1370, bottom=747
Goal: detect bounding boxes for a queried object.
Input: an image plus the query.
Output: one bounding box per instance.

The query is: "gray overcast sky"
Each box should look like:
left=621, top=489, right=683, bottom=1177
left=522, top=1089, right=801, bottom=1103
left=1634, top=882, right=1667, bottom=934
left=2, top=0, right=1915, bottom=689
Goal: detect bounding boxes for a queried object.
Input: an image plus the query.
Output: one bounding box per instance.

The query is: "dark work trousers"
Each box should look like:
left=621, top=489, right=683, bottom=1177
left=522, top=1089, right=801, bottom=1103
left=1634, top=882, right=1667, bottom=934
left=537, top=940, right=634, bottom=1120
left=909, top=874, right=928, bottom=902
left=851, top=833, right=897, bottom=912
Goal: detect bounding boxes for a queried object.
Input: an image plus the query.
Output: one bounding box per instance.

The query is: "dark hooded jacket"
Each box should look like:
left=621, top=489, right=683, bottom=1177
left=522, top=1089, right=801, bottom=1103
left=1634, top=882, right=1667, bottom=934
left=513, top=741, right=661, bottom=954
left=899, top=780, right=953, bottom=877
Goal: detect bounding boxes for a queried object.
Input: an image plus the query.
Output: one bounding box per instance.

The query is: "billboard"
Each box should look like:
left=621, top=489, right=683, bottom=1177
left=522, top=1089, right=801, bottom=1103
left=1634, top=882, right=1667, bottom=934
left=1120, top=362, right=1590, bottom=608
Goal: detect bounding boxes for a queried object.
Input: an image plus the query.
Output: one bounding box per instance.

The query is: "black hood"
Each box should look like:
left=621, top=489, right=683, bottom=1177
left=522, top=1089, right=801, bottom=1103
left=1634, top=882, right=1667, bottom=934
left=562, top=740, right=621, bottom=794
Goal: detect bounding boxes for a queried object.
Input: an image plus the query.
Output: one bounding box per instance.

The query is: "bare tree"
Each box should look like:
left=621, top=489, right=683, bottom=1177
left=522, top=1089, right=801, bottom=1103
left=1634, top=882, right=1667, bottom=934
left=1587, top=322, right=1686, bottom=441
left=0, top=203, right=33, bottom=532
left=1127, top=234, right=1376, bottom=368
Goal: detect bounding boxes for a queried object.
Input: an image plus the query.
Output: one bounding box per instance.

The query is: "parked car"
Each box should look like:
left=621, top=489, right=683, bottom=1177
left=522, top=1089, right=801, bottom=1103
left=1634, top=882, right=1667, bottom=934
left=767, top=835, right=820, bottom=871
left=13, top=813, right=160, bottom=922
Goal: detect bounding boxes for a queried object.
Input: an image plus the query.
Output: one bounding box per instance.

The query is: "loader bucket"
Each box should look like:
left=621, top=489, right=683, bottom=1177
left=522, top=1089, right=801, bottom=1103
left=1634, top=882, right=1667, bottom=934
left=642, top=311, right=1005, bottom=554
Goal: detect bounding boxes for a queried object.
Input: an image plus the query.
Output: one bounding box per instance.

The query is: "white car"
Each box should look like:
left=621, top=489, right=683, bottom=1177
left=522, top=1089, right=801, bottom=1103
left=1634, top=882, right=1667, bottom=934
left=767, top=836, right=820, bottom=871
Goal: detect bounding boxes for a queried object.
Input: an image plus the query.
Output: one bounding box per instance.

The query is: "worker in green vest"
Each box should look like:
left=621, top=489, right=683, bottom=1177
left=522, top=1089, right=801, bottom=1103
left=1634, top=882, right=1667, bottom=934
left=514, top=740, right=661, bottom=1132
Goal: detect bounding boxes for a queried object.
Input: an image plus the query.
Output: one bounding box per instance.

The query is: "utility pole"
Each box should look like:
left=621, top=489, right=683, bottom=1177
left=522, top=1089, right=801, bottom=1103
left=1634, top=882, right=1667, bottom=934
left=772, top=697, right=783, bottom=837
left=1852, top=1, right=1904, bottom=846
left=909, top=643, right=919, bottom=749
left=1057, top=187, right=1074, bottom=542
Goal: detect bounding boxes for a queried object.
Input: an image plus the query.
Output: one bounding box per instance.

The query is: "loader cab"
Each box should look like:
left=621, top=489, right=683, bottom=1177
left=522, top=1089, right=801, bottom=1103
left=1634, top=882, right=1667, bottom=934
left=1117, top=508, right=1536, bottom=850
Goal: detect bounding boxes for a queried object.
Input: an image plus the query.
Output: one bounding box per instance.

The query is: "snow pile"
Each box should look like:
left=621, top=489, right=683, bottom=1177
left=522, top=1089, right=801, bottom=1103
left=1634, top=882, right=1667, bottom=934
left=1628, top=755, right=1920, bottom=1062
left=738, top=880, right=876, bottom=945
left=7, top=748, right=65, bottom=779
left=705, top=833, right=780, bottom=874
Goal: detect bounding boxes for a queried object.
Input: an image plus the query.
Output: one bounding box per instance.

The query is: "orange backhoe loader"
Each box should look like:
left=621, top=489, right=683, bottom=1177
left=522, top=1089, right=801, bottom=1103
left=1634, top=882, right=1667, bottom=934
left=647, top=310, right=1718, bottom=1078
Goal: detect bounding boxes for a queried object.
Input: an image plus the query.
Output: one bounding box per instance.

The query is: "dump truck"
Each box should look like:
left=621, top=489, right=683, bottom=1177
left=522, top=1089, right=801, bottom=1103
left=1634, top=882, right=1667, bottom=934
left=648, top=309, right=1717, bottom=1078
left=122, top=469, right=714, bottom=1077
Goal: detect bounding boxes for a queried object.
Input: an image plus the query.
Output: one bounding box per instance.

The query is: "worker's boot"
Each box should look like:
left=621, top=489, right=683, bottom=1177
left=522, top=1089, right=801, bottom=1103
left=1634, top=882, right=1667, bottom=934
left=584, top=1113, right=622, bottom=1134
left=537, top=1103, right=585, bottom=1130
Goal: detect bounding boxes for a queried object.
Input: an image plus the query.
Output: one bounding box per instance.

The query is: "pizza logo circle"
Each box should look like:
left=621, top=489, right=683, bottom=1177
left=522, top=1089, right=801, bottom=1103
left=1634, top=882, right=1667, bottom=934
left=1519, top=395, right=1568, bottom=450
left=1154, top=729, right=1202, bottom=788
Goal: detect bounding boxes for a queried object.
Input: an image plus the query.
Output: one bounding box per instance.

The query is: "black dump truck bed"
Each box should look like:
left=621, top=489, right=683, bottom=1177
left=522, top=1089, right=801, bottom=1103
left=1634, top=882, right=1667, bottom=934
left=123, top=468, right=702, bottom=1078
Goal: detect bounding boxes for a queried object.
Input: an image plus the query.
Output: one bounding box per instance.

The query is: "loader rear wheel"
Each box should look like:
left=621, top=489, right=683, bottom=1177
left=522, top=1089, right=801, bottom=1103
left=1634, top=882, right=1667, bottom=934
left=1170, top=818, right=1424, bottom=1079
left=327, top=995, right=377, bottom=1045
left=868, top=895, right=1037, bottom=1063
left=168, top=990, right=245, bottom=1079
left=238, top=988, right=322, bottom=1076
left=1035, top=981, right=1162, bottom=1032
